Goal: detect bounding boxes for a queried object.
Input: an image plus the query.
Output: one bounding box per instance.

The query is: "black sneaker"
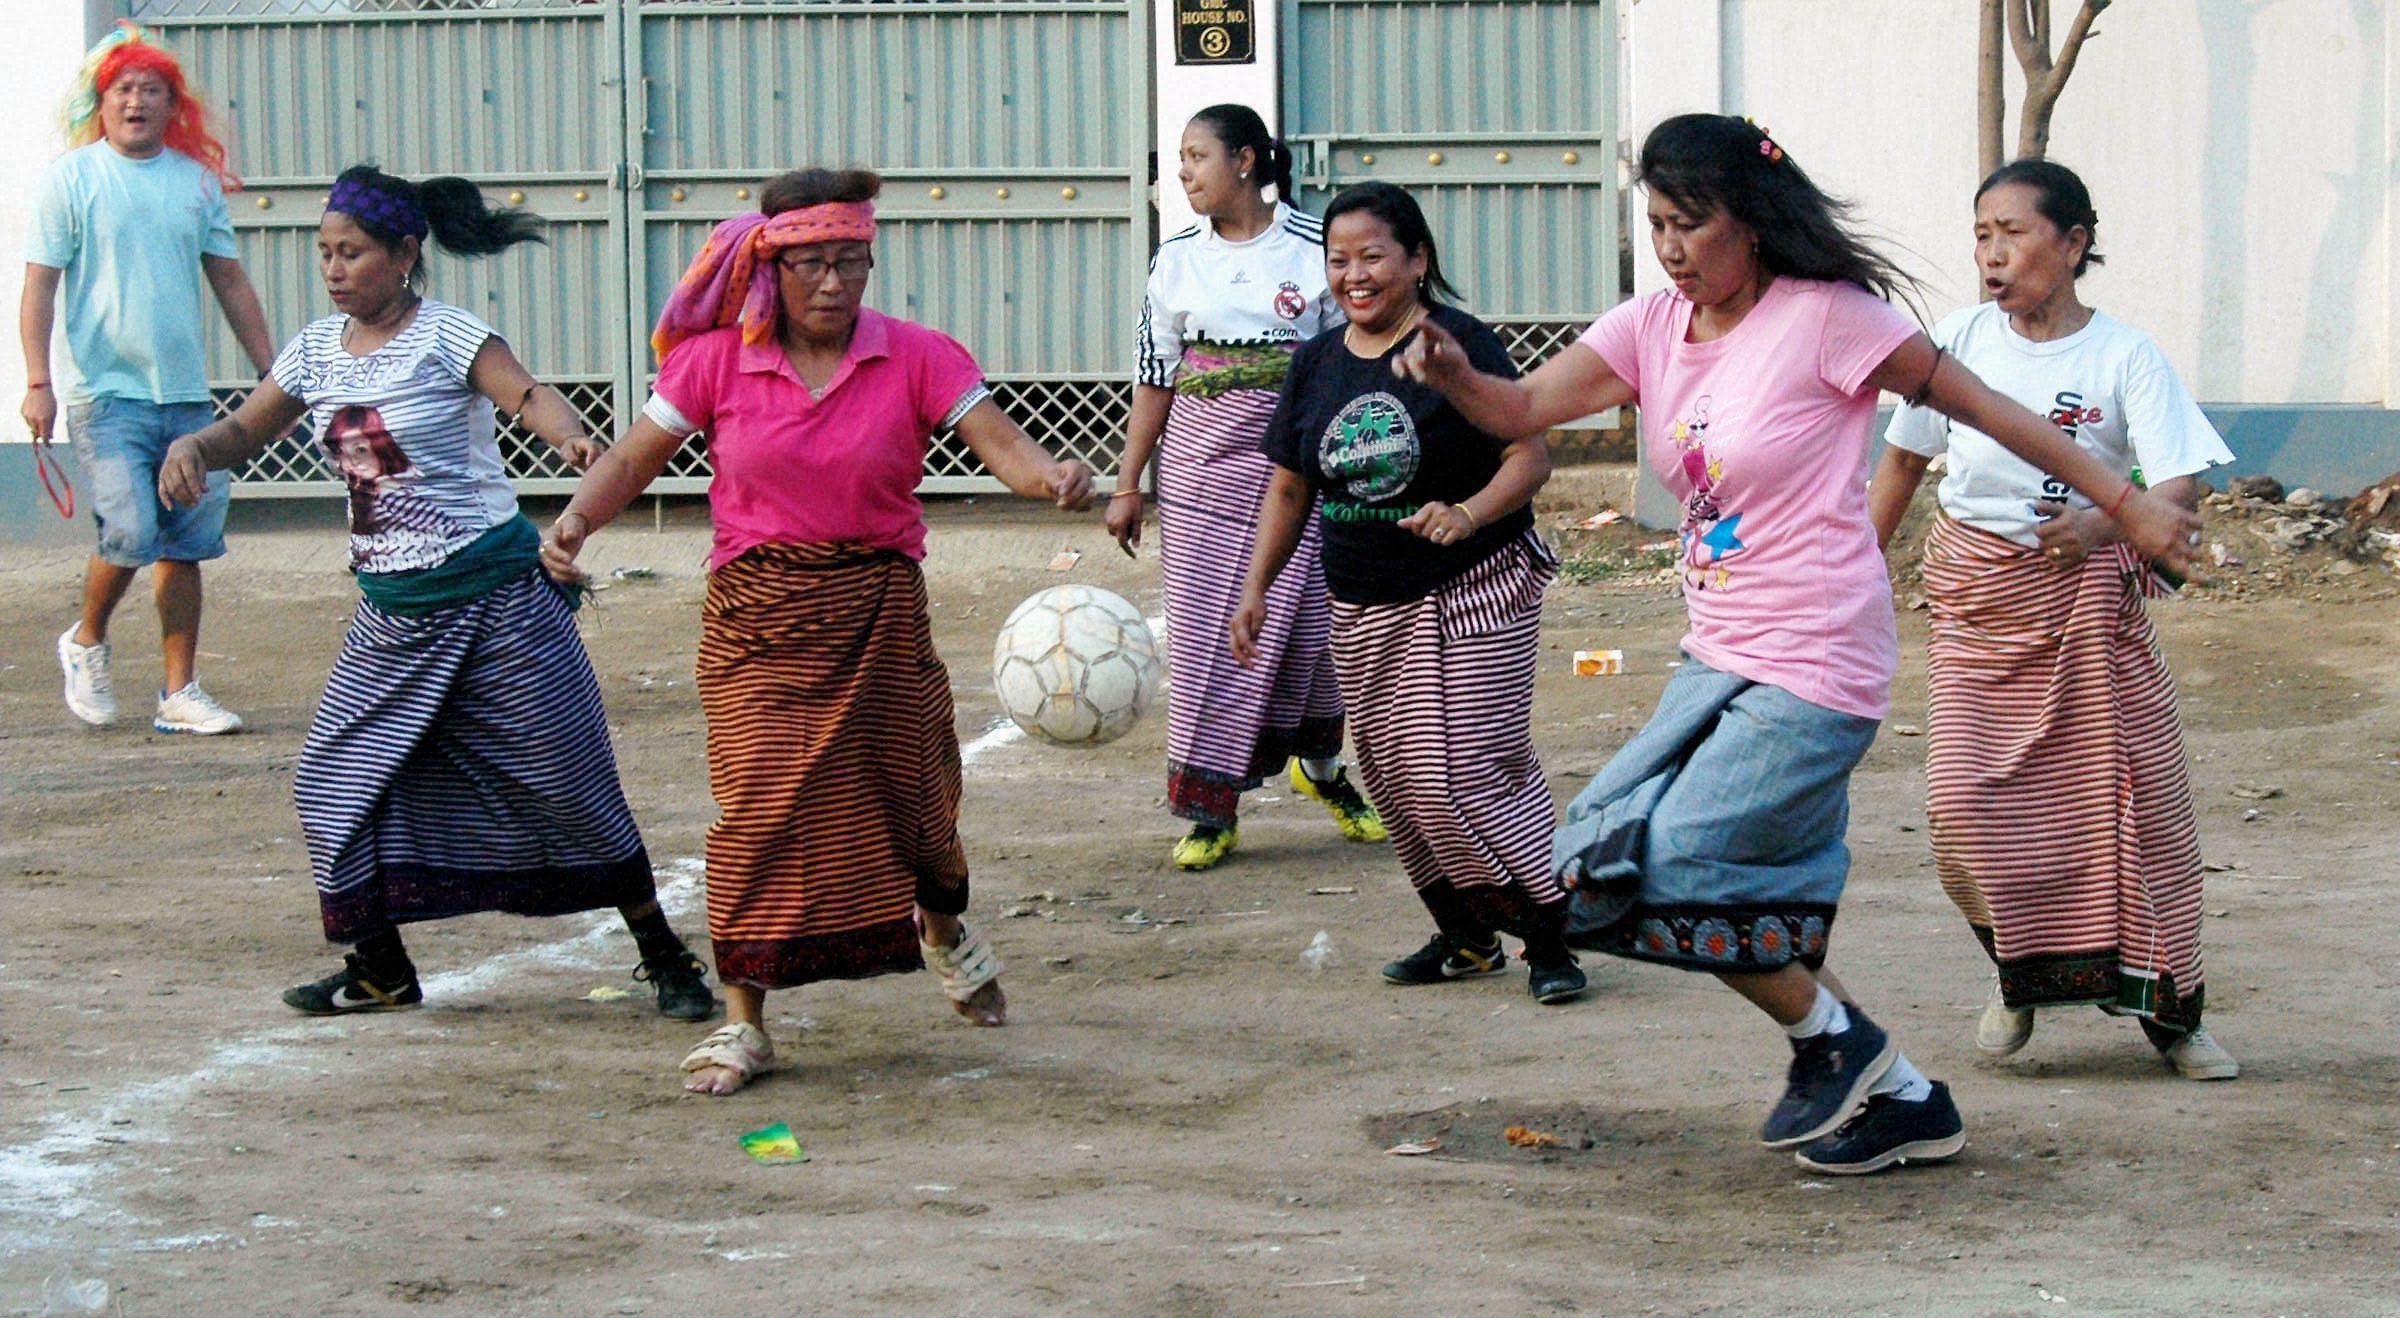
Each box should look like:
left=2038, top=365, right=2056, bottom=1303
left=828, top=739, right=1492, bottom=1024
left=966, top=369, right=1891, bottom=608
left=282, top=952, right=423, bottom=1016
left=1527, top=953, right=1588, bottom=1004
left=1382, top=932, right=1508, bottom=985
left=1760, top=1005, right=1895, bottom=1149
left=1794, top=1081, right=1967, bottom=1175
left=635, top=949, right=718, bottom=1021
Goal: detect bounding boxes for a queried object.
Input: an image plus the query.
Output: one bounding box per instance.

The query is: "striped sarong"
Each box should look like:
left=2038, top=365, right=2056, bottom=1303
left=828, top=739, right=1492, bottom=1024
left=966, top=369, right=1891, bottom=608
left=697, top=543, right=968, bottom=990
left=1156, top=346, right=1343, bottom=827
left=1331, top=532, right=1561, bottom=937
left=1921, top=516, right=2205, bottom=1027
left=294, top=570, right=655, bottom=944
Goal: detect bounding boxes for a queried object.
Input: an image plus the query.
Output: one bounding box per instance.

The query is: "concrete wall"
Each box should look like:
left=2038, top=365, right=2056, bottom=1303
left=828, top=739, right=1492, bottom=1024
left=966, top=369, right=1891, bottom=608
left=3, top=2, right=96, bottom=547
left=1626, top=0, right=2391, bottom=409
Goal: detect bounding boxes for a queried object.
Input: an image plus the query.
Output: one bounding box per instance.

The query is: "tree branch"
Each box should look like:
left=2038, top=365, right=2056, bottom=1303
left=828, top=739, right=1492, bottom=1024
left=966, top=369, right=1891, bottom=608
left=2005, top=0, right=2051, bottom=80
left=1978, top=0, right=2007, bottom=180
left=2045, top=0, right=2110, bottom=94
left=2014, top=0, right=2109, bottom=160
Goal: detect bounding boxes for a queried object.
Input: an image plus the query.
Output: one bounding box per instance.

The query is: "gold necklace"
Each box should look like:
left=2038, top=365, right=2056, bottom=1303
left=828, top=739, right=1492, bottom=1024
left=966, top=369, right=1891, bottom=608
left=1345, top=303, right=1424, bottom=358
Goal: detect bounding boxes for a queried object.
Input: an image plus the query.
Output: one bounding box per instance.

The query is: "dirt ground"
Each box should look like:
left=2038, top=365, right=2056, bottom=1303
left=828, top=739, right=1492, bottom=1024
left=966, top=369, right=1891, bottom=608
left=3, top=466, right=2395, bottom=1316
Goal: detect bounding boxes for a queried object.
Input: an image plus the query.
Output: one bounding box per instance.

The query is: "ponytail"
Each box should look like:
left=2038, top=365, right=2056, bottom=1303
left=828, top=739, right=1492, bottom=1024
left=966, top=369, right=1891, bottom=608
left=416, top=176, right=545, bottom=257
left=1258, top=138, right=1295, bottom=204
left=327, top=163, right=544, bottom=289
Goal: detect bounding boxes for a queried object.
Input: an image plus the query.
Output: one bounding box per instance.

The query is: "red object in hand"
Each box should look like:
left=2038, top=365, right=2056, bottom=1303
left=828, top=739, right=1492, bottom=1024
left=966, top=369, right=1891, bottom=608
left=34, top=437, right=73, bottom=518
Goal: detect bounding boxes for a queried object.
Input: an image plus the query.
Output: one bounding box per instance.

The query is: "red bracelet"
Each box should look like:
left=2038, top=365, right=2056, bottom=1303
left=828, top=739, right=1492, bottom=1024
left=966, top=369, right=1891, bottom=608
left=2103, top=482, right=2135, bottom=517
left=26, top=382, right=51, bottom=391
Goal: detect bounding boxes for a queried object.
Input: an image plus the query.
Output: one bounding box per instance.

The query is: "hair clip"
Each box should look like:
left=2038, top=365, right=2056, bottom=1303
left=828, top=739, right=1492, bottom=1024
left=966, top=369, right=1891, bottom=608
left=1757, top=129, right=1785, bottom=164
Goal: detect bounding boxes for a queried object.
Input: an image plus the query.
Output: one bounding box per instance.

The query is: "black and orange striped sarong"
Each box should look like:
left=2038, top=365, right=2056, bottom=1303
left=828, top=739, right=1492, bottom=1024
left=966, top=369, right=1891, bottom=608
left=1921, top=516, right=2206, bottom=1029
left=696, top=543, right=969, bottom=990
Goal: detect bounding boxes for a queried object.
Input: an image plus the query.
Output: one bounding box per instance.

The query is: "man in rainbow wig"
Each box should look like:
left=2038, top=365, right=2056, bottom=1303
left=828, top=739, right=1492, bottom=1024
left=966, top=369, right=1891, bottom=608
left=24, top=21, right=277, bottom=734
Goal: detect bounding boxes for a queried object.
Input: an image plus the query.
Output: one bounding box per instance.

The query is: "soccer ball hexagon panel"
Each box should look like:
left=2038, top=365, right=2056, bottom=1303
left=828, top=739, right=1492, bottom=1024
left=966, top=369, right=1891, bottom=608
left=990, top=585, right=1163, bottom=747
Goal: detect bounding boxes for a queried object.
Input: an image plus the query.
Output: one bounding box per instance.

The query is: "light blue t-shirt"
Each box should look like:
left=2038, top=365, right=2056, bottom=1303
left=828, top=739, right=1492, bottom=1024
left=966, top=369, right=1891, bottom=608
left=26, top=142, right=239, bottom=406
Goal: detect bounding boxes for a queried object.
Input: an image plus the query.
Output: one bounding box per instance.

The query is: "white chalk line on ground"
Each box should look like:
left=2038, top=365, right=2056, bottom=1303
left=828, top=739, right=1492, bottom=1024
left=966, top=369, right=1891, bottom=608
left=3, top=606, right=1170, bottom=1255
left=0, top=861, right=705, bottom=1257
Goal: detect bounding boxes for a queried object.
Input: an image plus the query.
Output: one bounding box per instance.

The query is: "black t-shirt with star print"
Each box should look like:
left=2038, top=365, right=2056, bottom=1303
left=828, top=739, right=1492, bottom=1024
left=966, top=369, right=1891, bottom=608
left=1260, top=303, right=1529, bottom=605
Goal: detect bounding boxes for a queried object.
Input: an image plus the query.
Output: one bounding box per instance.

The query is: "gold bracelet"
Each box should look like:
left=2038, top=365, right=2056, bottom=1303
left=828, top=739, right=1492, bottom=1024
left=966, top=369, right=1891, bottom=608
left=1109, top=489, right=1144, bottom=501
left=1456, top=502, right=1481, bottom=531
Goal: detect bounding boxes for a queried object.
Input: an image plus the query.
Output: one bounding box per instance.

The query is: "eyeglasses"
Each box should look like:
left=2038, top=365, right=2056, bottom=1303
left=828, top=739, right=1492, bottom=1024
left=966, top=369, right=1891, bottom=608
left=776, top=251, right=875, bottom=283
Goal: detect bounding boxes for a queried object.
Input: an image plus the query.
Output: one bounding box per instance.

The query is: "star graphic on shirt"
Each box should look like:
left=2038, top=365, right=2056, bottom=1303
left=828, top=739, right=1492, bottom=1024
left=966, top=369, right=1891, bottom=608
left=1699, top=511, right=1747, bottom=560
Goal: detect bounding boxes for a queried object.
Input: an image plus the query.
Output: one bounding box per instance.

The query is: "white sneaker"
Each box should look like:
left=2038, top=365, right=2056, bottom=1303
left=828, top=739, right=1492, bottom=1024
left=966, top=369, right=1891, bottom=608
left=1975, top=979, right=2034, bottom=1057
left=154, top=681, right=244, bottom=735
left=2163, top=1026, right=2239, bottom=1081
left=58, top=627, right=117, bottom=727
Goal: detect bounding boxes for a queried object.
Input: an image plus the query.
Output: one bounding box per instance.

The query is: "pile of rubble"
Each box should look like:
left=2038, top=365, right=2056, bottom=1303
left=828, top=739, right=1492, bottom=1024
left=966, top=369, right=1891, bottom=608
left=2207, top=474, right=2400, bottom=573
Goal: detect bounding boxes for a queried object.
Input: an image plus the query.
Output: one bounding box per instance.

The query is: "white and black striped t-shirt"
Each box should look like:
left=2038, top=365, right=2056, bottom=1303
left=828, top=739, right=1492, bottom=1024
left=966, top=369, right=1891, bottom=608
left=1135, top=203, right=1344, bottom=388
left=270, top=300, right=516, bottom=574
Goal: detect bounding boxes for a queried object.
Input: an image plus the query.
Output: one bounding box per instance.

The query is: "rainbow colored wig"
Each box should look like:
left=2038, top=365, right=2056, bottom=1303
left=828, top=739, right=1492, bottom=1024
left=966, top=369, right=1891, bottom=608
left=62, top=21, right=239, bottom=190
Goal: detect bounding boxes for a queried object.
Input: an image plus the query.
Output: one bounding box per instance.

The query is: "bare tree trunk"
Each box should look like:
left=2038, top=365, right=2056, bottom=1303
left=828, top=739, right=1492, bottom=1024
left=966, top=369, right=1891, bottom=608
left=2008, top=0, right=2112, bottom=161
left=1977, top=0, right=2006, bottom=178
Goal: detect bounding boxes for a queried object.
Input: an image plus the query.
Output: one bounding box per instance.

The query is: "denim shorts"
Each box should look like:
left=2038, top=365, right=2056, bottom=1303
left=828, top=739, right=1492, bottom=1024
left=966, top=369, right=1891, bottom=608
left=67, top=396, right=229, bottom=568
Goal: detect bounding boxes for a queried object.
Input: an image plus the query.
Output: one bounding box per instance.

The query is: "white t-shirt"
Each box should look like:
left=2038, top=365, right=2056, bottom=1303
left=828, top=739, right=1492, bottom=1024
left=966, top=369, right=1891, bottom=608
left=270, top=300, right=517, bottom=574
left=1885, top=302, right=2232, bottom=546
left=1135, top=203, right=1345, bottom=387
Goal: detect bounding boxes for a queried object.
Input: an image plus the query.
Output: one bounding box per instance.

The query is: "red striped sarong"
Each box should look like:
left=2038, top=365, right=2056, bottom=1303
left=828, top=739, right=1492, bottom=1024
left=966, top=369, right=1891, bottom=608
left=696, top=544, right=969, bottom=990
left=1332, top=532, right=1563, bottom=938
left=1921, top=516, right=2205, bottom=1028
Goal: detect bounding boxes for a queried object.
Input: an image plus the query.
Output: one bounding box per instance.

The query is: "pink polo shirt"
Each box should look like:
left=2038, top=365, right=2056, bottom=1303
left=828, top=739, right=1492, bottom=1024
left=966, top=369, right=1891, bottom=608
left=1581, top=278, right=1918, bottom=719
left=645, top=308, right=991, bottom=569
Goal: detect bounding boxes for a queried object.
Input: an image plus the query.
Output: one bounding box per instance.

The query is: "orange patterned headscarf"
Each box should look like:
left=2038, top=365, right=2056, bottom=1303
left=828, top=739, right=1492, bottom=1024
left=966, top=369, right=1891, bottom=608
left=649, top=202, right=876, bottom=363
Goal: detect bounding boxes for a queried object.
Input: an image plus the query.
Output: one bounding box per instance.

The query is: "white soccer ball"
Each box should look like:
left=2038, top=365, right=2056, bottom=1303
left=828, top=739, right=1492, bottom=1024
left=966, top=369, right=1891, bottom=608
left=991, top=585, right=1162, bottom=747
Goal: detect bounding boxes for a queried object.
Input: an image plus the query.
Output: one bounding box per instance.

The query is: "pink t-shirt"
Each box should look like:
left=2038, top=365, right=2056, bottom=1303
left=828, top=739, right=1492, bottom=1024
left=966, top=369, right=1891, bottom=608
left=1581, top=278, right=1917, bottom=719
left=647, top=308, right=990, bottom=569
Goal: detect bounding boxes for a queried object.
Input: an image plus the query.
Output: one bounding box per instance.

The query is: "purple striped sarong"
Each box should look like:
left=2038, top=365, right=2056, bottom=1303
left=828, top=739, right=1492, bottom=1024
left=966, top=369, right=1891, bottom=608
left=293, top=569, right=656, bottom=943
left=1331, top=532, right=1563, bottom=938
left=1156, top=344, right=1344, bottom=827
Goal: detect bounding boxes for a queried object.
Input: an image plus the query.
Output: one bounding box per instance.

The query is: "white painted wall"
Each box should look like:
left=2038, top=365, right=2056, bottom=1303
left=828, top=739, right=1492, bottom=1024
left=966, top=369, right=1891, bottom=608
left=1152, top=0, right=1282, bottom=238
left=1626, top=0, right=2391, bottom=407
left=2, top=1, right=93, bottom=446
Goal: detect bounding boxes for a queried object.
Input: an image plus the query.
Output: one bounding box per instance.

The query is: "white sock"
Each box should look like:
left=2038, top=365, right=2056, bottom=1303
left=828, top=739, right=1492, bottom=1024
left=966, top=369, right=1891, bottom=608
left=1785, top=985, right=1850, bottom=1039
left=1870, top=1052, right=1934, bottom=1102
left=1299, top=757, right=1340, bottom=784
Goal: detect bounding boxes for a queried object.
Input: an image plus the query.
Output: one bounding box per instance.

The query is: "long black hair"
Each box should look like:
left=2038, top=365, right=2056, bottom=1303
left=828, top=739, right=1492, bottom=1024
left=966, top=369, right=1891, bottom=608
left=1976, top=158, right=2103, bottom=277
left=1638, top=114, right=1920, bottom=311
left=1321, top=181, right=1463, bottom=308
left=1188, top=103, right=1294, bottom=203
left=330, top=163, right=544, bottom=288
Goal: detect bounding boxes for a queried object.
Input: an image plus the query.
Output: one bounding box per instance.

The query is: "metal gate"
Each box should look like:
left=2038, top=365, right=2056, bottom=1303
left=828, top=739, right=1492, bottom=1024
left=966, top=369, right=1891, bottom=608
left=114, top=0, right=1147, bottom=496
left=1282, top=0, right=1618, bottom=371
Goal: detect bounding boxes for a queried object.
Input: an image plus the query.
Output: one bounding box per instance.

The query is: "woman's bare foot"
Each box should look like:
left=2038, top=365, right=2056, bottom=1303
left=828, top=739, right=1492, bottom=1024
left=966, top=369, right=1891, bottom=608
left=679, top=1008, right=773, bottom=1095
left=953, top=978, right=1006, bottom=1027
left=684, top=1063, right=751, bottom=1096
left=919, top=909, right=1006, bottom=1026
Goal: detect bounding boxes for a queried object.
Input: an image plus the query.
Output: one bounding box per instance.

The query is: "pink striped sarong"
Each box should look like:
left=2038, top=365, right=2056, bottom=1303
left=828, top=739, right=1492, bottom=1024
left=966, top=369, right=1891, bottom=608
left=1156, top=345, right=1344, bottom=827
left=1332, top=532, right=1563, bottom=938
left=1921, top=515, right=2207, bottom=1028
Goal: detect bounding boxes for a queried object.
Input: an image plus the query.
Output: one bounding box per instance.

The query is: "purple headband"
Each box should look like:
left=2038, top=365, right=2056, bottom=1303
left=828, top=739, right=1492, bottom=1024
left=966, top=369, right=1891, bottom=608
left=327, top=177, right=429, bottom=242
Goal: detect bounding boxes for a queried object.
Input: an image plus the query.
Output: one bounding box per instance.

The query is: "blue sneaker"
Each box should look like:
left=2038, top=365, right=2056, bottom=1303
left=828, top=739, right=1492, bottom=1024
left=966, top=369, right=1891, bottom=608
left=1794, top=1081, right=1967, bottom=1175
left=1760, top=1006, right=1895, bottom=1149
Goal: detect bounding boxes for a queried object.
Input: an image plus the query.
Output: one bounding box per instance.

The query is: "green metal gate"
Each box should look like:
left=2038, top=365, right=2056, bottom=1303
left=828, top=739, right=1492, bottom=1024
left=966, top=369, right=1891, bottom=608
left=1282, top=0, right=1618, bottom=370
left=115, top=0, right=1147, bottom=496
